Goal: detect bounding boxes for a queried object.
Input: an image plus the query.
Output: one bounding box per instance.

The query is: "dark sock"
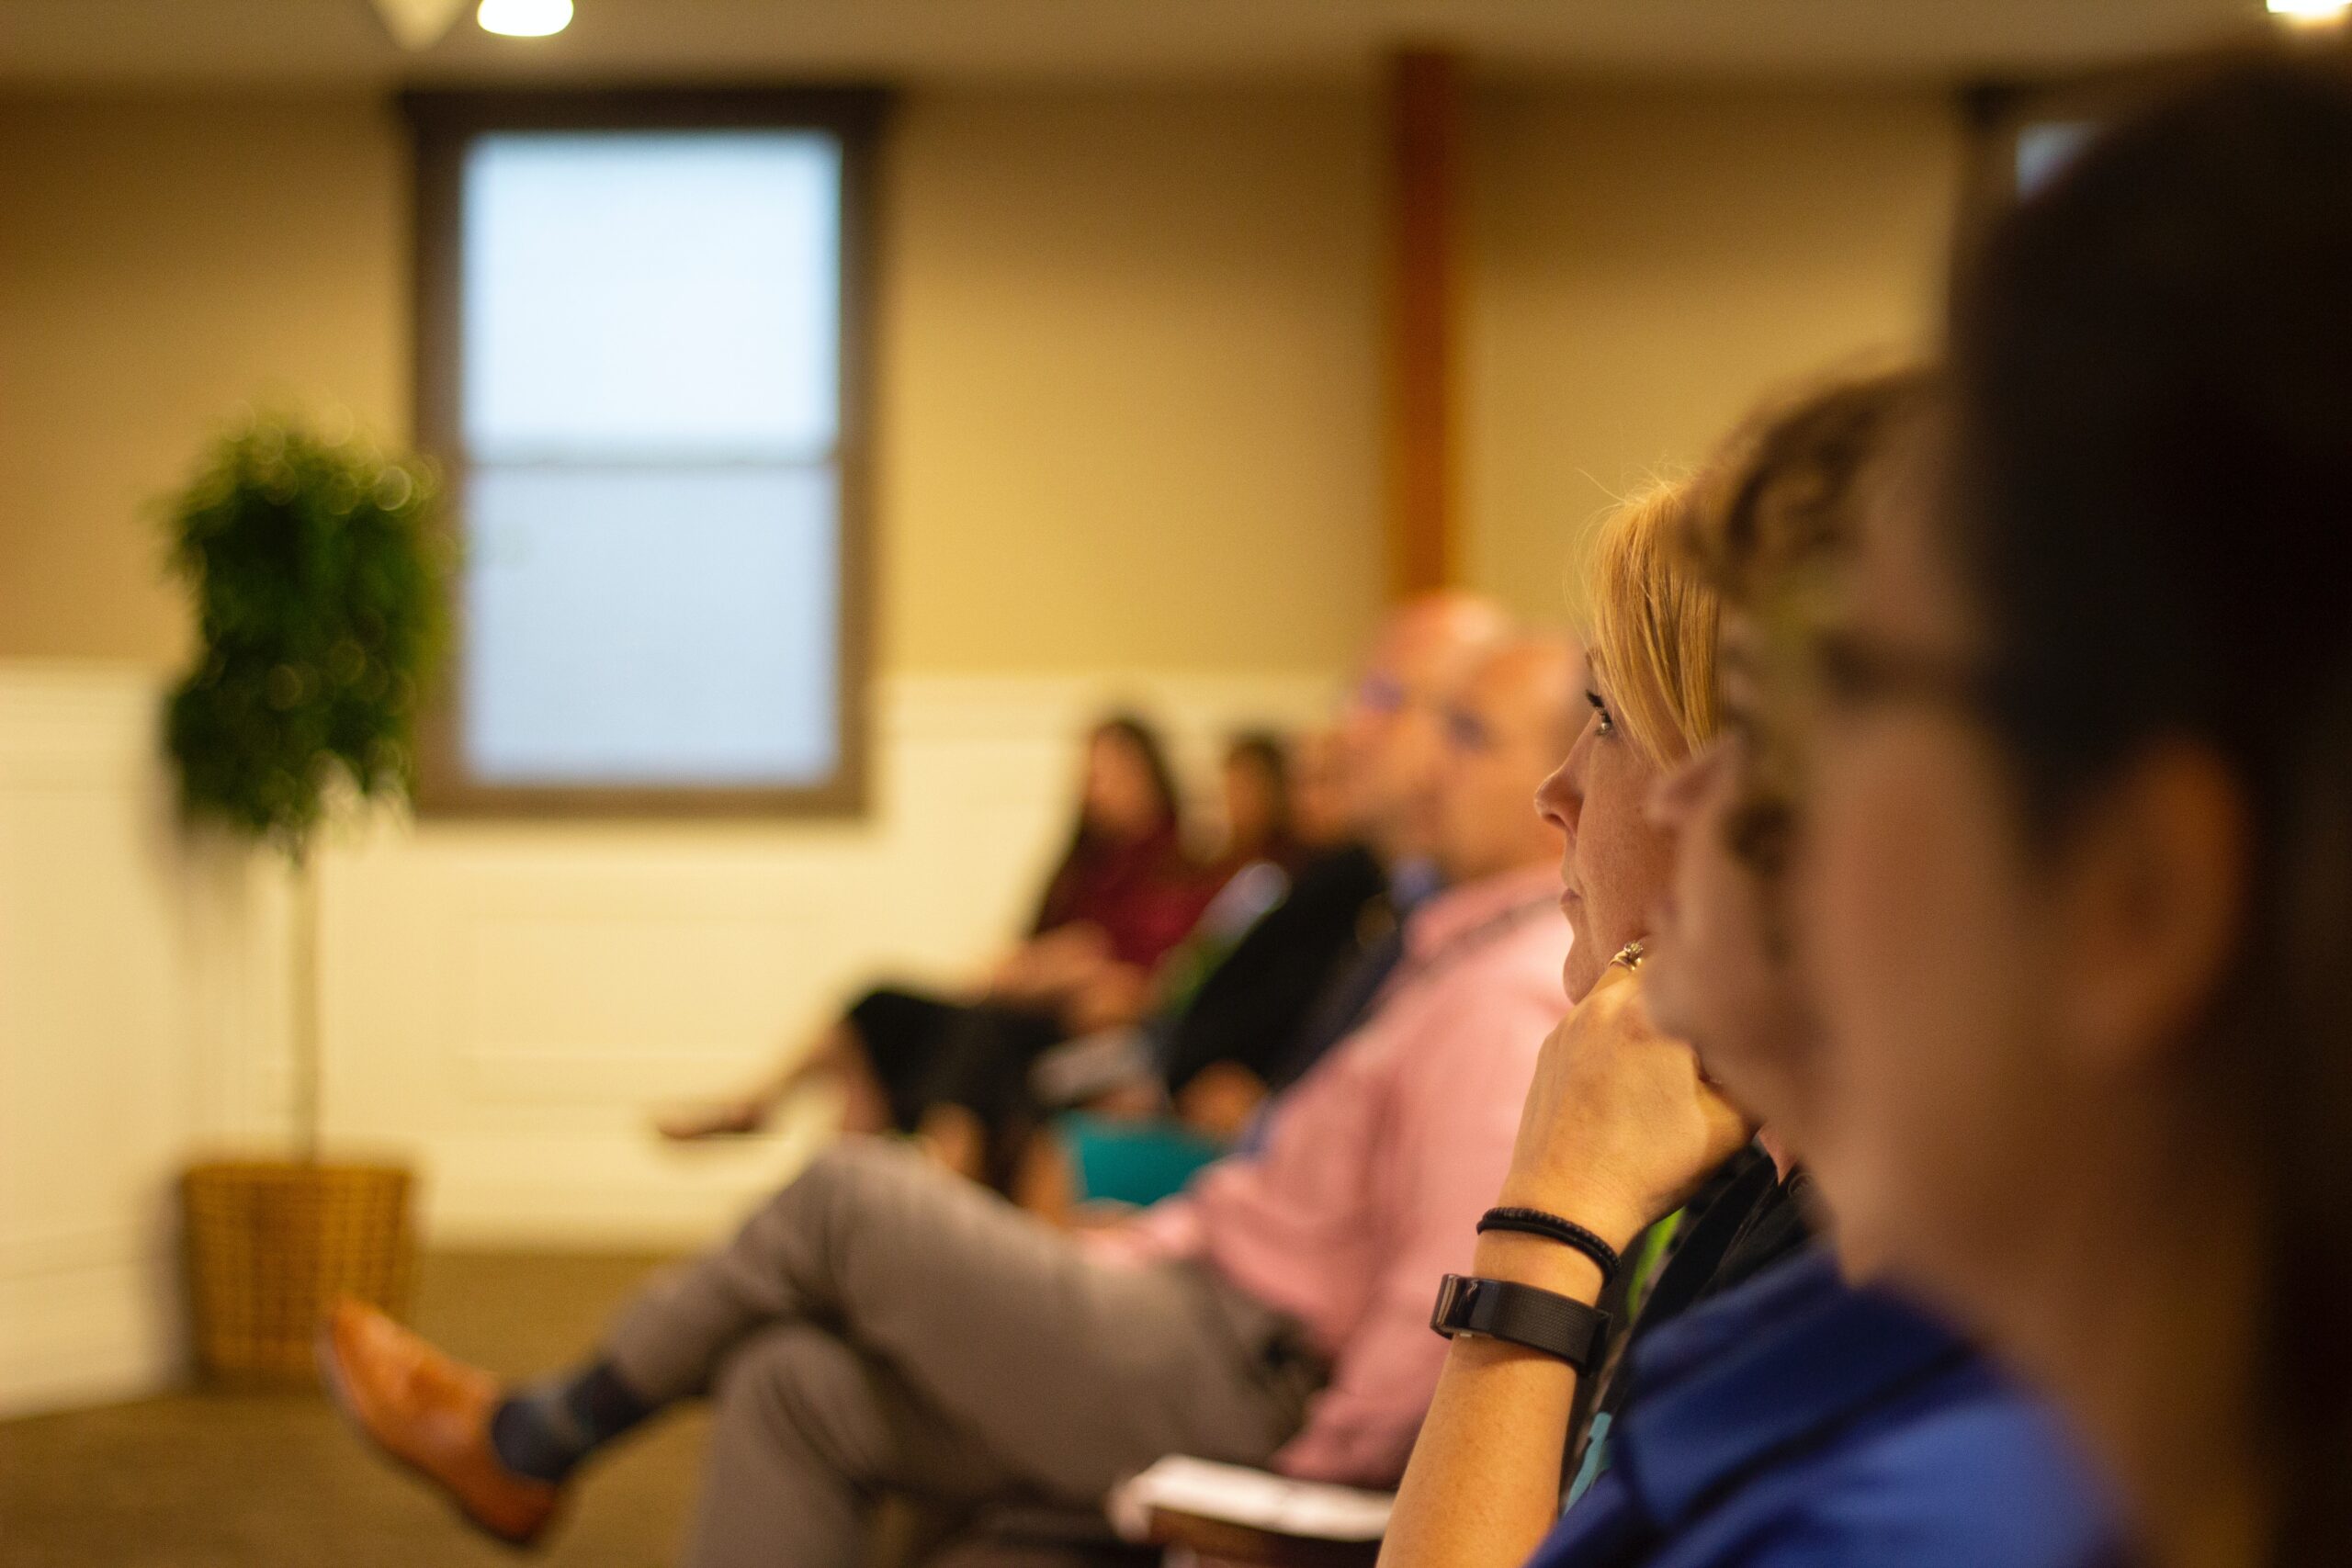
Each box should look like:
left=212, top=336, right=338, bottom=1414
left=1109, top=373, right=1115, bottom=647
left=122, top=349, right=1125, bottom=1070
left=489, top=1361, right=652, bottom=1483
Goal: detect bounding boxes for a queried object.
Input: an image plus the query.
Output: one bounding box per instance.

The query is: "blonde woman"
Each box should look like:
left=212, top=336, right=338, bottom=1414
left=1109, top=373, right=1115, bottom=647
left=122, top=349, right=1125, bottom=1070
left=1382, top=396, right=2120, bottom=1568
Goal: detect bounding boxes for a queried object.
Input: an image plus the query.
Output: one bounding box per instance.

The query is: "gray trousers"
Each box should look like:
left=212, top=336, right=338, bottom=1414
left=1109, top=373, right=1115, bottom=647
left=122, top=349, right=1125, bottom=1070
left=605, top=1139, right=1321, bottom=1568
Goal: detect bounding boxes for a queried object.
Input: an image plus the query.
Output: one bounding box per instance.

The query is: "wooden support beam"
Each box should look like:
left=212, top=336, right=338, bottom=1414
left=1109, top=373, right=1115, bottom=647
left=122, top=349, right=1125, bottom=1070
left=1383, top=46, right=1464, bottom=600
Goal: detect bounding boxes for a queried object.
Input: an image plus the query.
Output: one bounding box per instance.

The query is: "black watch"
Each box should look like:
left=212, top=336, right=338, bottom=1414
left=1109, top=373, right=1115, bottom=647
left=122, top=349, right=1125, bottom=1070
left=1429, top=1274, right=1611, bottom=1371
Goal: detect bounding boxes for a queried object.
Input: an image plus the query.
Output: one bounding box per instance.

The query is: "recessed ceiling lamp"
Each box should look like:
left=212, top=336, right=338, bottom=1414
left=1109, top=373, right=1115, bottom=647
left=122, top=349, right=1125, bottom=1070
left=478, top=0, right=573, bottom=38
left=2269, top=0, right=2351, bottom=26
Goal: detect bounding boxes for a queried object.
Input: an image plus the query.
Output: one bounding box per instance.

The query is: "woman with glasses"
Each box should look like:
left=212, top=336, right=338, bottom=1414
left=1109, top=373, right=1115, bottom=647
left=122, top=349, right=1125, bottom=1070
left=1795, top=50, right=2352, bottom=1568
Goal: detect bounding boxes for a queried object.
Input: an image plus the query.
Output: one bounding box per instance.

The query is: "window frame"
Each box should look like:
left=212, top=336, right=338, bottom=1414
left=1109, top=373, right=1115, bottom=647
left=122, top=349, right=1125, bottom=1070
left=403, top=85, right=888, bottom=819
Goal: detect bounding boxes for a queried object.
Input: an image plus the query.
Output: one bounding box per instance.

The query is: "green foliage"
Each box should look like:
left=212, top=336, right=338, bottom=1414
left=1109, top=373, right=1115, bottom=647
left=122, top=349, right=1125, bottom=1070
left=163, top=414, right=447, bottom=861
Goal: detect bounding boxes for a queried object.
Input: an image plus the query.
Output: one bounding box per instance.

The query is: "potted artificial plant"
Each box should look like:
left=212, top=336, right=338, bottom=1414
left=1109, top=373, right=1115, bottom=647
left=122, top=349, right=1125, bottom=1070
left=165, top=413, right=446, bottom=1385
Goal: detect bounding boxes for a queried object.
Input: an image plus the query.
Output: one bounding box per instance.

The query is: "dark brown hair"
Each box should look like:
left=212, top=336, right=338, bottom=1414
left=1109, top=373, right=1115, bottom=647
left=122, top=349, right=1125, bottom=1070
left=1223, top=729, right=1294, bottom=855
left=1088, top=714, right=1182, bottom=838
left=1946, top=49, right=2352, bottom=1562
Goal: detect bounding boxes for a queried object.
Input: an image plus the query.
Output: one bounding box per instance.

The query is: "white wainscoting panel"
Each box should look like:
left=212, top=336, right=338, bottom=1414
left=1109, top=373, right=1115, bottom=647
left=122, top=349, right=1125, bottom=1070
left=0, top=666, right=201, bottom=1416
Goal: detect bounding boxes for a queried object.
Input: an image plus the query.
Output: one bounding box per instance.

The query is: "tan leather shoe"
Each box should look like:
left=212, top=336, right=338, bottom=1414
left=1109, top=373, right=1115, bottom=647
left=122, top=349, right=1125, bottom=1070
left=318, top=1299, right=561, bottom=1548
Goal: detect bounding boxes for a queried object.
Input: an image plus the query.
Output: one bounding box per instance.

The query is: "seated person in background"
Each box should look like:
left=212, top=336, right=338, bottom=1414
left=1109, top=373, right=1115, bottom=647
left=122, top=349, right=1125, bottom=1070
left=655, top=713, right=1220, bottom=1177
left=828, top=593, right=1508, bottom=1201
left=1149, top=728, right=1374, bottom=1133
left=1021, top=603, right=1514, bottom=1217
left=982, top=714, right=1214, bottom=1017
left=319, top=633, right=1578, bottom=1565
left=1023, top=728, right=1353, bottom=1217
left=1128, top=728, right=1317, bottom=1023
left=1213, top=728, right=1306, bottom=878
left=933, top=592, right=1518, bottom=1191
left=1379, top=378, right=2120, bottom=1568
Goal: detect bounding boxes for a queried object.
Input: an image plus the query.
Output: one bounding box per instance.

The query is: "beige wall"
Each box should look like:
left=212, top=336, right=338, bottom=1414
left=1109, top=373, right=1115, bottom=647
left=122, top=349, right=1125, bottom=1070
left=1466, top=82, right=1963, bottom=622
left=0, top=95, right=409, bottom=664
left=881, top=87, right=1383, bottom=672
left=0, top=78, right=1961, bottom=670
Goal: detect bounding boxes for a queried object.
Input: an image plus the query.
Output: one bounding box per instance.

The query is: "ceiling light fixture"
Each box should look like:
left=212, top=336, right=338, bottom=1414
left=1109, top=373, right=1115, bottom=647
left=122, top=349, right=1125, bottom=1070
left=478, top=0, right=572, bottom=38
left=371, top=0, right=469, bottom=50
left=2269, top=0, right=2351, bottom=26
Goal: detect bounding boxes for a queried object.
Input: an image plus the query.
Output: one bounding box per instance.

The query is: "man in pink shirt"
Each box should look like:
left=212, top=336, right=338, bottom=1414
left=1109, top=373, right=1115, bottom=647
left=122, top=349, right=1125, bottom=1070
left=321, top=617, right=1575, bottom=1567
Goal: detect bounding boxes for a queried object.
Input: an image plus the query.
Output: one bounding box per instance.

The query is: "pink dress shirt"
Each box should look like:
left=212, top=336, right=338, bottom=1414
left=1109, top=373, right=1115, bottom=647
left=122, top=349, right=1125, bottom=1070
left=1090, top=863, right=1570, bottom=1485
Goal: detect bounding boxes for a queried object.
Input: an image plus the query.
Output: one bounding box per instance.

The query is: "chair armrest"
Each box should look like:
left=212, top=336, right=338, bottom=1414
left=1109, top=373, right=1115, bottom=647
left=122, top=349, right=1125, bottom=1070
left=1106, top=1458, right=1391, bottom=1568
left=1144, top=1508, right=1382, bottom=1568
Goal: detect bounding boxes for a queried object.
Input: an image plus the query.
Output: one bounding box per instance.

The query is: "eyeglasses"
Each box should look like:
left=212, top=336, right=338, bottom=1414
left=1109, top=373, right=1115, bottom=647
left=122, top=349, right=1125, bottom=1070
left=1442, top=705, right=1496, bottom=753
left=1352, top=672, right=1454, bottom=724
left=1811, top=628, right=2001, bottom=723
left=1351, top=673, right=1407, bottom=716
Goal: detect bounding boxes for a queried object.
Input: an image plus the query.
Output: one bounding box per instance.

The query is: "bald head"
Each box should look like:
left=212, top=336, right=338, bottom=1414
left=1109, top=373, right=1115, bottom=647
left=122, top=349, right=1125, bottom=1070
left=1335, top=592, right=1514, bottom=863
left=1375, top=591, right=1515, bottom=698
left=1428, top=634, right=1583, bottom=886
left=1470, top=635, right=1585, bottom=750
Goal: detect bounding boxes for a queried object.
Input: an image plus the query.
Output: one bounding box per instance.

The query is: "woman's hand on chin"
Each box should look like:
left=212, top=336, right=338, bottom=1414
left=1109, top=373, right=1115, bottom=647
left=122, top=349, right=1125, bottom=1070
left=1497, top=964, right=1757, bottom=1251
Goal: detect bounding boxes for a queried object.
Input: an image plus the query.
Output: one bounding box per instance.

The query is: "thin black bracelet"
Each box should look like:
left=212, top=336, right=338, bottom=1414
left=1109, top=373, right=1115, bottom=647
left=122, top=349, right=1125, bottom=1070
left=1476, top=1206, right=1622, bottom=1284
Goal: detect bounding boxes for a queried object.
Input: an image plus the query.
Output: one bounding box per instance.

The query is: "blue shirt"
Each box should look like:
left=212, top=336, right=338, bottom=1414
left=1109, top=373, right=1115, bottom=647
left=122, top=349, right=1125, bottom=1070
left=1525, top=1249, right=2127, bottom=1568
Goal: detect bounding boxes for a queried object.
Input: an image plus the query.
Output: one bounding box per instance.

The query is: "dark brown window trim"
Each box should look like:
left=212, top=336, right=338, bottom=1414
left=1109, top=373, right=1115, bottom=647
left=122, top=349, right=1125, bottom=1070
left=402, top=85, right=890, bottom=820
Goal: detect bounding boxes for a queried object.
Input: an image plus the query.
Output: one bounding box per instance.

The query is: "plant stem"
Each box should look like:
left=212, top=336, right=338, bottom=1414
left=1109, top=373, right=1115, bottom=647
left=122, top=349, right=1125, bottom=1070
left=290, top=844, right=322, bottom=1166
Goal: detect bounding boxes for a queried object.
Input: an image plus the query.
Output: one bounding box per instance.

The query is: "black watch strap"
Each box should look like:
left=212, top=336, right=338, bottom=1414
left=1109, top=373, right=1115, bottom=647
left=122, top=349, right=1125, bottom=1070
left=1429, top=1274, right=1611, bottom=1371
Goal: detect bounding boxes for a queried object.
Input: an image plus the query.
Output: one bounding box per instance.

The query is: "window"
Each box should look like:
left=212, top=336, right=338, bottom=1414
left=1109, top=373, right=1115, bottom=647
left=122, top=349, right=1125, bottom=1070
left=2014, top=119, right=2098, bottom=196
left=406, top=90, right=884, bottom=815
left=1956, top=79, right=2127, bottom=270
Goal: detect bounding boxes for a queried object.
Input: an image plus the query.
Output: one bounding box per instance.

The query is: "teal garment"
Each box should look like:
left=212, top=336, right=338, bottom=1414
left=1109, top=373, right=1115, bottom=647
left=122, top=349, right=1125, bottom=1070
left=1060, top=1113, right=1226, bottom=1209
left=1565, top=1411, right=1614, bottom=1509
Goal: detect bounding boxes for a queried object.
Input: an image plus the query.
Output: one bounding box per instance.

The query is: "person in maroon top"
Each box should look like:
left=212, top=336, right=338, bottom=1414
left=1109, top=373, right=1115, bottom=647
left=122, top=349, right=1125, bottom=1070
left=658, top=713, right=1222, bottom=1180
left=997, top=715, right=1220, bottom=993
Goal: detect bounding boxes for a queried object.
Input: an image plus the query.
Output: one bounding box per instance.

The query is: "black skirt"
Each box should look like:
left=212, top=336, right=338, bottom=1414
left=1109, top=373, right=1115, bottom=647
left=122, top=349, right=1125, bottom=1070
left=843, top=986, right=1066, bottom=1139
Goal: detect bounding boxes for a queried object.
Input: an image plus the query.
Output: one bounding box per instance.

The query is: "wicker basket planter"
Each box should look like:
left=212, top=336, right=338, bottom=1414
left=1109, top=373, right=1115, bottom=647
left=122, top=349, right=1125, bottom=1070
left=182, top=1159, right=415, bottom=1386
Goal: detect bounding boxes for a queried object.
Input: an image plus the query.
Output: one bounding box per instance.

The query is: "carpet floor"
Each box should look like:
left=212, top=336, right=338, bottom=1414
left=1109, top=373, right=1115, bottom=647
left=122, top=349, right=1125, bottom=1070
left=0, top=1252, right=707, bottom=1568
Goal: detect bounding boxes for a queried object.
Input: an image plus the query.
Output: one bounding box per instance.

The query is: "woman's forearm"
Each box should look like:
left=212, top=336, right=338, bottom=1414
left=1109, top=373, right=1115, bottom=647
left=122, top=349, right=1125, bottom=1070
left=1377, top=1234, right=1608, bottom=1568
left=1383, top=978, right=1747, bottom=1568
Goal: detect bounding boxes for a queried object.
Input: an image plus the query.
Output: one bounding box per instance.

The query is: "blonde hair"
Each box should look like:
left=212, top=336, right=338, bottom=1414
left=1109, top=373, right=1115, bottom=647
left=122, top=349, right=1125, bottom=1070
left=1579, top=479, right=1722, bottom=768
